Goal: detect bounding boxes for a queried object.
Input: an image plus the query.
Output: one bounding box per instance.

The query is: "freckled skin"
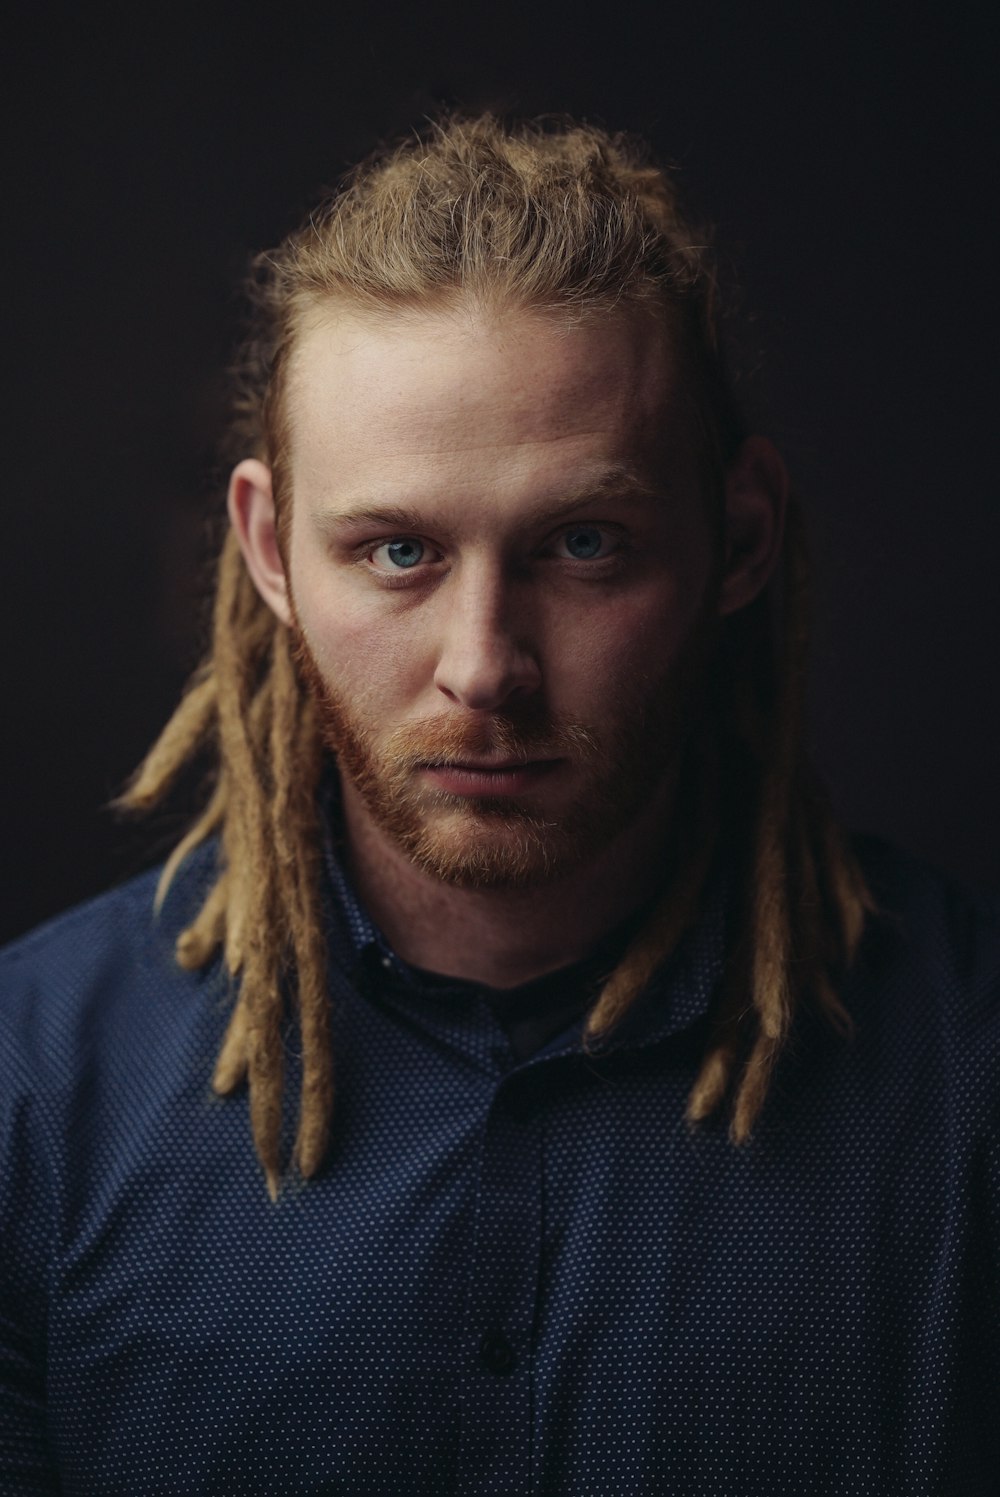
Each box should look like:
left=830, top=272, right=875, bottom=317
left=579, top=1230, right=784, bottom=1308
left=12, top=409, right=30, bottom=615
left=229, top=301, right=783, bottom=985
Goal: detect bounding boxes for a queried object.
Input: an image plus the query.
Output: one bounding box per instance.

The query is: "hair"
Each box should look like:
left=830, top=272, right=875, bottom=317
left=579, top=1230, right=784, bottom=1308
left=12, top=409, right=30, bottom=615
left=120, top=114, right=875, bottom=1202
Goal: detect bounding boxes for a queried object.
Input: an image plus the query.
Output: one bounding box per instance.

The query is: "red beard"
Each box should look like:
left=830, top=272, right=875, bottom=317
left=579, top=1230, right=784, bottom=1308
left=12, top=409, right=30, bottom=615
left=288, top=607, right=717, bottom=891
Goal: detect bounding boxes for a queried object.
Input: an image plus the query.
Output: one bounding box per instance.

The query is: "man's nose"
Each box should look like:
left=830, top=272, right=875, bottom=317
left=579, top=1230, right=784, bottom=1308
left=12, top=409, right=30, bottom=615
left=432, top=566, right=541, bottom=711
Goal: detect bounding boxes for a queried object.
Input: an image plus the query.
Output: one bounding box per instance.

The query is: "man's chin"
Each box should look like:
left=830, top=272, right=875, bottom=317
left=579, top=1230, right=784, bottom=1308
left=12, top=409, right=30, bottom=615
left=385, top=804, right=571, bottom=891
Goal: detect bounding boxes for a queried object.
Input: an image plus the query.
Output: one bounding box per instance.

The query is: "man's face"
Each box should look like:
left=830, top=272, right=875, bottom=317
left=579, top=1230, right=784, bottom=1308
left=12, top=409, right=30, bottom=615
left=279, top=300, right=719, bottom=889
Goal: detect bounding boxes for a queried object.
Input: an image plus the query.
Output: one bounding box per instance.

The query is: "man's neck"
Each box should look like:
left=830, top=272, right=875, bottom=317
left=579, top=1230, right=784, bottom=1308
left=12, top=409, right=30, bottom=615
left=337, top=773, right=678, bottom=990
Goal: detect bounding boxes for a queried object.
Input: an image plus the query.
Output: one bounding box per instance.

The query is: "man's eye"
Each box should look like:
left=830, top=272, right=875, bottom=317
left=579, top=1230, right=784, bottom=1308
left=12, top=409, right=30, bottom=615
left=372, top=538, right=426, bottom=570
left=557, top=526, right=611, bottom=561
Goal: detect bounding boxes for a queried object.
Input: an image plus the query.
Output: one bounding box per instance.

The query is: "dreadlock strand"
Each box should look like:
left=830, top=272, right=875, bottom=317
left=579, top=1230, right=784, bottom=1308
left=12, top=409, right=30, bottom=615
left=792, top=789, right=838, bottom=975
left=291, top=876, right=335, bottom=1181
left=749, top=815, right=794, bottom=1042
left=681, top=612, right=770, bottom=1126
left=729, top=1029, right=784, bottom=1143
left=790, top=780, right=857, bottom=1041
left=684, top=954, right=753, bottom=1123
left=685, top=1044, right=738, bottom=1124
left=175, top=868, right=230, bottom=969
left=246, top=1012, right=285, bottom=1204
left=237, top=850, right=285, bottom=1197
left=754, top=496, right=809, bottom=1011
left=209, top=786, right=242, bottom=970
left=159, top=529, right=280, bottom=979
left=118, top=669, right=218, bottom=812
left=267, top=626, right=308, bottom=886
left=685, top=1052, right=731, bottom=1121
left=721, top=803, right=792, bottom=1147
left=212, top=825, right=253, bottom=1095
left=811, top=969, right=854, bottom=1043
left=239, top=865, right=285, bottom=1204
left=213, top=530, right=287, bottom=1200
left=793, top=796, right=866, bottom=1043
left=212, top=990, right=251, bottom=1094
left=817, top=804, right=878, bottom=962
left=155, top=778, right=228, bottom=918
left=583, top=831, right=717, bottom=1042
left=584, top=729, right=721, bottom=1045
left=266, top=627, right=335, bottom=1182
left=694, top=495, right=807, bottom=1142
left=742, top=748, right=796, bottom=1063
left=217, top=666, right=277, bottom=964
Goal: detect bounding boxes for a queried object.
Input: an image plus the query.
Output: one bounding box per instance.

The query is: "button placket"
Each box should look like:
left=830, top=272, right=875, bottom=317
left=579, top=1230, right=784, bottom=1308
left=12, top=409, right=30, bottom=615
left=455, top=1078, right=545, bottom=1493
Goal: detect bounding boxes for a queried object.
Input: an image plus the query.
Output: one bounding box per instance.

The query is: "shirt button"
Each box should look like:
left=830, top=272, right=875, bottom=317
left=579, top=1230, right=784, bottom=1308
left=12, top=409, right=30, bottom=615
left=478, top=1331, right=516, bottom=1375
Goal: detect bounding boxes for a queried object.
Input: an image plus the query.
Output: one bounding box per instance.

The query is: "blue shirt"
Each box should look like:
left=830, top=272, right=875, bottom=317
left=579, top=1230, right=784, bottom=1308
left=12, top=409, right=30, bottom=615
left=1, top=830, right=998, bottom=1495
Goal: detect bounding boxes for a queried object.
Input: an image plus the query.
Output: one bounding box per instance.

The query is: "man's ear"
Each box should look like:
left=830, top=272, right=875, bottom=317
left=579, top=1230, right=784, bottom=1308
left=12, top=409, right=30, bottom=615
left=227, top=458, right=293, bottom=627
left=718, top=435, right=789, bottom=617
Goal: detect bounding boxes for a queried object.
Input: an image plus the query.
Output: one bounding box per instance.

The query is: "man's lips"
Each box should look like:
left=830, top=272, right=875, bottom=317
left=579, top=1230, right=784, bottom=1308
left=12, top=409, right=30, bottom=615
left=419, top=759, right=563, bottom=797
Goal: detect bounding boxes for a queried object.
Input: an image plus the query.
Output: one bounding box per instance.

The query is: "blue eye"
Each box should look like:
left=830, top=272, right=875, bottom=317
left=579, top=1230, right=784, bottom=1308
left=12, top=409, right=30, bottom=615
left=562, top=526, right=605, bottom=560
left=382, top=538, right=424, bottom=569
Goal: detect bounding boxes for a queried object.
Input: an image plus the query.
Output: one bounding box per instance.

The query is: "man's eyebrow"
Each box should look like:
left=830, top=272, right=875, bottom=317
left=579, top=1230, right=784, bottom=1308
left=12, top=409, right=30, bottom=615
left=524, top=471, right=666, bottom=523
left=311, top=503, right=429, bottom=535
left=309, top=470, right=665, bottom=535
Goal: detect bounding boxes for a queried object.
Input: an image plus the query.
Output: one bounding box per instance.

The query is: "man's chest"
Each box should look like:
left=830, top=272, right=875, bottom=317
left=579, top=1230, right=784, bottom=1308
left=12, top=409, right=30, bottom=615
left=46, top=1044, right=993, bottom=1495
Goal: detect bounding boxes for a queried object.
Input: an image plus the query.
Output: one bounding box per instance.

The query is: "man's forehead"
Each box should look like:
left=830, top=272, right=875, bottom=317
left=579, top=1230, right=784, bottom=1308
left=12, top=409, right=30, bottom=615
left=284, top=298, right=685, bottom=453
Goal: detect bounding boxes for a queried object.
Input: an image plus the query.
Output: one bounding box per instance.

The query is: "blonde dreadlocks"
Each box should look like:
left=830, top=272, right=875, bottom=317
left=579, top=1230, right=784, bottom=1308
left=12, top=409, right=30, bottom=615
left=120, top=115, right=875, bottom=1202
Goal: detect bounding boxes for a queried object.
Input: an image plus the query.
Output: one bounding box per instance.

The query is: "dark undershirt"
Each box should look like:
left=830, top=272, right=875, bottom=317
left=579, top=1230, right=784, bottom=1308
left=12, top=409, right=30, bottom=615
left=401, top=909, right=650, bottom=1062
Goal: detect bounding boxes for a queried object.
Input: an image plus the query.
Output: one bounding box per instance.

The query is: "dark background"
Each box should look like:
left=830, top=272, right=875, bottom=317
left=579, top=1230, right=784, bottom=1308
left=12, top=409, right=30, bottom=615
left=4, top=0, right=998, bottom=946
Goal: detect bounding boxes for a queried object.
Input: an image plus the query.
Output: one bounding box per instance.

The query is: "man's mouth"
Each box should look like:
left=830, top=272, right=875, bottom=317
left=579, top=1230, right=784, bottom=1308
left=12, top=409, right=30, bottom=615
left=419, top=759, right=563, bottom=797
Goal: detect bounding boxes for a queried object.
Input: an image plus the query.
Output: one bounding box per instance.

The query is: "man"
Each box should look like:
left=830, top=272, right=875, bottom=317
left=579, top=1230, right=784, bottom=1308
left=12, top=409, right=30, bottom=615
left=1, top=115, right=997, bottom=1495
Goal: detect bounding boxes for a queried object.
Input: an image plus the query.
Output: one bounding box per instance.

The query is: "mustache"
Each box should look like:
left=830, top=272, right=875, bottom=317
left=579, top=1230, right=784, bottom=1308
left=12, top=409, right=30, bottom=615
left=380, top=711, right=602, bottom=768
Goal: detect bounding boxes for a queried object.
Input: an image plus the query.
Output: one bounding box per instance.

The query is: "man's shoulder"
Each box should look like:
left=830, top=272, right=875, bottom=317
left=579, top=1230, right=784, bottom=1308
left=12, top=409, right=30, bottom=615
left=847, top=833, right=1000, bottom=1042
left=0, top=842, right=224, bottom=1085
left=1, top=840, right=220, bottom=974
left=3, top=864, right=156, bottom=968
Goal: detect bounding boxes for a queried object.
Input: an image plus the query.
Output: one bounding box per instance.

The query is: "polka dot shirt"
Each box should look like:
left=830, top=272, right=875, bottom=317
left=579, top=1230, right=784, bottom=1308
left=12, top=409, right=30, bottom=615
left=1, top=831, right=997, bottom=1494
